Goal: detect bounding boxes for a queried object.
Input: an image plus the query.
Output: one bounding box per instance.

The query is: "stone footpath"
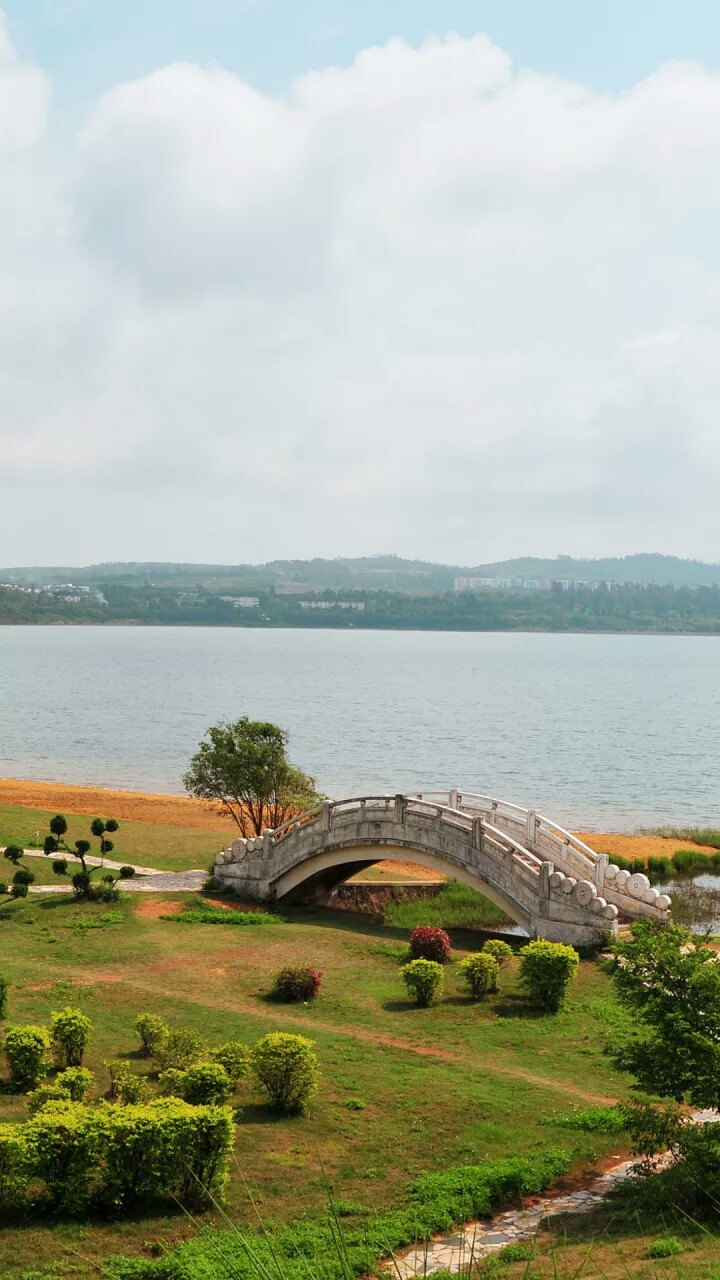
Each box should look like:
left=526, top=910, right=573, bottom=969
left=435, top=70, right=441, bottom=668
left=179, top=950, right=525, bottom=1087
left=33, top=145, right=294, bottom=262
left=27, top=870, right=206, bottom=894
left=16, top=848, right=161, bottom=875
left=392, top=1109, right=718, bottom=1277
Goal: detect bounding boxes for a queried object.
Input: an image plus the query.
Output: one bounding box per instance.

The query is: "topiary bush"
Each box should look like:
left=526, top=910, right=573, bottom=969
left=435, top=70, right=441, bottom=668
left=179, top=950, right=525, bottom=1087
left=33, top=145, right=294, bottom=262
left=3, top=846, right=24, bottom=866
left=134, top=1012, right=170, bottom=1058
left=119, top=865, right=136, bottom=878
left=409, top=926, right=452, bottom=963
left=482, top=939, right=514, bottom=965
left=10, top=882, right=28, bottom=899
left=154, top=1027, right=205, bottom=1071
left=4, top=1025, right=51, bottom=1091
left=52, top=858, right=68, bottom=877
left=12, top=867, right=35, bottom=887
left=212, top=1041, right=251, bottom=1084
left=458, top=952, right=500, bottom=999
left=519, top=939, right=579, bottom=1011
left=251, top=1032, right=320, bottom=1114
left=56, top=1066, right=94, bottom=1102
left=182, top=1062, right=232, bottom=1105
left=271, top=966, right=323, bottom=1002
left=51, top=1006, right=92, bottom=1067
left=400, top=958, right=445, bottom=1007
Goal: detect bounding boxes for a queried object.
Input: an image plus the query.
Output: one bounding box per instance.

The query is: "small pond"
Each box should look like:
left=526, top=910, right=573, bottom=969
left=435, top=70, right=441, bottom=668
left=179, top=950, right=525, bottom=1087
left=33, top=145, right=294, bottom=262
left=655, top=874, right=720, bottom=933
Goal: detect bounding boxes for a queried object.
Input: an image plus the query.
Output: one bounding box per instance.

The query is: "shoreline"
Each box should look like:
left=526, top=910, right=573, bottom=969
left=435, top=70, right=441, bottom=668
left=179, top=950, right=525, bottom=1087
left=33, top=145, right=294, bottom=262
left=0, top=777, right=715, bottom=858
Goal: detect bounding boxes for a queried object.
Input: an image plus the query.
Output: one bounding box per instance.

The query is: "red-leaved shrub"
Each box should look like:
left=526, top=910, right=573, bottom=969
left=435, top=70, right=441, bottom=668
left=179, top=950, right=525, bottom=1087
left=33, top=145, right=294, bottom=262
left=272, top=966, right=323, bottom=1002
left=409, top=926, right=452, bottom=963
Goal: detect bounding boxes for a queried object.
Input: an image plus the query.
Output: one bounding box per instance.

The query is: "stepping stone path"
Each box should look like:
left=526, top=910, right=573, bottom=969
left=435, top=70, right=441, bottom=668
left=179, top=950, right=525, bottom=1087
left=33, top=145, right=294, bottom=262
left=391, top=1110, right=719, bottom=1276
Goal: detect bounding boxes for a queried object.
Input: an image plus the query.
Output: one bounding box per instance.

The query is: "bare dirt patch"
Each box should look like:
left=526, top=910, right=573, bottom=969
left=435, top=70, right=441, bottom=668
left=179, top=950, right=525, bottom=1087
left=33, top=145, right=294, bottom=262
left=0, top=777, right=234, bottom=831
left=134, top=899, right=184, bottom=919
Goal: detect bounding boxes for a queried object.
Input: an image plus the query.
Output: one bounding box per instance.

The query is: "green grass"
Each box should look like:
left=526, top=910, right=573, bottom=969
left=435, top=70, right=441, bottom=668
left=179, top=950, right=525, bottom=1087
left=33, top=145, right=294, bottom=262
left=383, top=879, right=512, bottom=930
left=0, top=887, right=632, bottom=1278
left=0, top=801, right=220, bottom=872
left=166, top=902, right=286, bottom=926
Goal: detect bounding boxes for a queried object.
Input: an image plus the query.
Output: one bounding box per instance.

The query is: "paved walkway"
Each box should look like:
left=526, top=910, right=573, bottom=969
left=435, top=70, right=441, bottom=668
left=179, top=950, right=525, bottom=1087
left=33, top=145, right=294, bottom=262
left=26, top=870, right=206, bottom=894
left=10, top=848, right=162, bottom=875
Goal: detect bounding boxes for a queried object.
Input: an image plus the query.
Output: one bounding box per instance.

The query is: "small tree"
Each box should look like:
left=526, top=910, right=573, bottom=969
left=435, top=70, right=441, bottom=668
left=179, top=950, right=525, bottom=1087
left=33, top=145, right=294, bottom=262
left=519, top=940, right=579, bottom=1011
left=251, top=1032, right=320, bottom=1113
left=51, top=1007, right=92, bottom=1067
left=43, top=815, right=121, bottom=899
left=482, top=939, right=514, bottom=965
left=183, top=717, right=321, bottom=836
left=401, top=958, right=444, bottom=1007
left=4, top=1025, right=50, bottom=1091
left=3, top=846, right=24, bottom=867
left=409, top=926, right=452, bottom=963
left=458, top=952, right=500, bottom=999
left=182, top=1062, right=232, bottom=1105
left=134, top=1013, right=169, bottom=1058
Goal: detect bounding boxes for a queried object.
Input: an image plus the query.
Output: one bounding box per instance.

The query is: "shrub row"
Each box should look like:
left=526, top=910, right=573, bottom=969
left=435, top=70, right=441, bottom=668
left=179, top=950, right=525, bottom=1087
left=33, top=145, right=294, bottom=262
left=399, top=937, right=576, bottom=1011
left=107, top=1150, right=572, bottom=1279
left=0, top=1098, right=234, bottom=1212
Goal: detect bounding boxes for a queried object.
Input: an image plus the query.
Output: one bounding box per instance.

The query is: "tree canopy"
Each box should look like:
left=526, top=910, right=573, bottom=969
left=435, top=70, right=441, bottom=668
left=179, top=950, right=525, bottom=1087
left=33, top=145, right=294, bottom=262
left=183, top=717, right=321, bottom=836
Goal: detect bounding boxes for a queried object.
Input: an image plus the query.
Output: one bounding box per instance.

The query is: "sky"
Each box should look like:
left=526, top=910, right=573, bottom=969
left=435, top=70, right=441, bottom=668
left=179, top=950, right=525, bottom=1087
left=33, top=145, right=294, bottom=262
left=3, top=2, right=720, bottom=566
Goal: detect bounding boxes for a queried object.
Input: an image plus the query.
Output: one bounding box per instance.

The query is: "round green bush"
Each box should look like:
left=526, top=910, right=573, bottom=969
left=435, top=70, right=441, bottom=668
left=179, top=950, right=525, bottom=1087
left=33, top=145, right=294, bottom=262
left=212, top=1041, right=251, bottom=1084
left=647, top=1237, right=685, bottom=1259
left=134, top=1012, right=170, bottom=1058
left=158, top=1068, right=188, bottom=1097
left=519, top=940, right=579, bottom=1011
left=10, top=883, right=28, bottom=899
left=182, top=1062, right=232, bottom=1105
left=2, top=846, right=24, bottom=866
left=12, top=867, right=35, bottom=887
left=458, top=952, right=500, bottom=999
left=119, top=865, right=136, bottom=879
left=4, top=1024, right=51, bottom=1091
left=27, top=1084, right=71, bottom=1115
left=251, top=1032, right=320, bottom=1114
left=56, top=1066, right=94, bottom=1101
left=482, top=939, right=514, bottom=964
left=154, top=1027, right=205, bottom=1071
left=400, top=958, right=444, bottom=1007
left=51, top=1006, right=92, bottom=1067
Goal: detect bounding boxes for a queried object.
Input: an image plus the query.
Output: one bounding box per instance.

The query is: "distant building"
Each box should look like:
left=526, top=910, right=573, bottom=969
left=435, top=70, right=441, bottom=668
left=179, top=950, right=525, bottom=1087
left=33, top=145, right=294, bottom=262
left=298, top=600, right=365, bottom=611
left=220, top=596, right=260, bottom=608
left=276, top=582, right=322, bottom=595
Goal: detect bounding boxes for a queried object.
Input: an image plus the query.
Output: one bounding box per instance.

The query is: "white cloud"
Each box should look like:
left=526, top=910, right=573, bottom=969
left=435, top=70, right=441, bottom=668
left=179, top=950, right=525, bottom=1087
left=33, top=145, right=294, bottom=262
left=2, top=18, right=720, bottom=563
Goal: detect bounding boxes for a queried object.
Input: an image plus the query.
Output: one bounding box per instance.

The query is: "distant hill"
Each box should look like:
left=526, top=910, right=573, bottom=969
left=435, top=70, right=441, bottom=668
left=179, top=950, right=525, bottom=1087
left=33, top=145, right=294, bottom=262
left=2, top=553, right=720, bottom=591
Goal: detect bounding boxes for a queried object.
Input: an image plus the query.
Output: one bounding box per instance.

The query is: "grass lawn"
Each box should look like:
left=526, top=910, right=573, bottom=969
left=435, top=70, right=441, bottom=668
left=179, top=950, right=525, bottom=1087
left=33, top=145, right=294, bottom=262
left=0, top=884, right=638, bottom=1280
left=0, top=801, right=220, bottom=872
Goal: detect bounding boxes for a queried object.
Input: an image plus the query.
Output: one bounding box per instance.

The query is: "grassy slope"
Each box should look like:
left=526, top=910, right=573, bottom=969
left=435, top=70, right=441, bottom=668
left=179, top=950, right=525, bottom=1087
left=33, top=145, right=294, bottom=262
left=0, top=888, right=633, bottom=1279
left=0, top=801, right=220, bottom=871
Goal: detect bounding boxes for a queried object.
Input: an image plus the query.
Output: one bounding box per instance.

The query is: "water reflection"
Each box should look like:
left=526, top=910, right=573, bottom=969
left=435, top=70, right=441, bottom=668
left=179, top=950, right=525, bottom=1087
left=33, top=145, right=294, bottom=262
left=657, top=875, right=720, bottom=933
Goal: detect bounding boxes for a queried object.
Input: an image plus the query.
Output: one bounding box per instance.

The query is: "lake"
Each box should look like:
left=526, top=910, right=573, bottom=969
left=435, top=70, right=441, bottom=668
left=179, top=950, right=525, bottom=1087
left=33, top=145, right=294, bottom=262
left=1, top=626, right=719, bottom=830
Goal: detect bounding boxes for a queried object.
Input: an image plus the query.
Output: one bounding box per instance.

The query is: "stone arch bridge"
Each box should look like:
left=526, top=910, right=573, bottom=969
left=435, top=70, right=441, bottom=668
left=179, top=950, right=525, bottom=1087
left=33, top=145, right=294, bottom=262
left=214, top=790, right=671, bottom=947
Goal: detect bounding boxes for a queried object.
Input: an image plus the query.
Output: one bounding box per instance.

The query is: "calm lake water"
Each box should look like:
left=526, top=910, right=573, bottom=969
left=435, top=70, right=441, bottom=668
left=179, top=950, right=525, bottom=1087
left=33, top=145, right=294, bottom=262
left=1, top=627, right=719, bottom=830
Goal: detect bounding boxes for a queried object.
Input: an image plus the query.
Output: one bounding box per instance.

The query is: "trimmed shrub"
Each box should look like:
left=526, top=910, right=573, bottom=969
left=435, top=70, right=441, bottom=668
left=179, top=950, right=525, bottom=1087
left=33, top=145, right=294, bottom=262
left=51, top=1006, right=92, bottom=1066
left=182, top=1062, right=232, bottom=1105
left=212, top=1040, right=251, bottom=1084
left=251, top=1032, right=320, bottom=1114
left=409, top=926, right=452, bottom=963
left=27, top=1084, right=70, bottom=1115
left=0, top=1126, right=32, bottom=1208
left=272, top=965, right=323, bottom=1002
left=458, top=952, right=500, bottom=999
left=154, top=1027, right=205, bottom=1071
left=10, top=883, right=28, bottom=899
left=106, top=1061, right=147, bottom=1104
left=52, top=858, right=68, bottom=876
left=482, top=939, right=514, bottom=964
left=4, top=1024, right=50, bottom=1091
left=0, top=973, right=7, bottom=1022
left=12, top=867, right=35, bottom=886
left=519, top=940, right=579, bottom=1011
left=119, top=865, right=136, bottom=878
left=134, top=1012, right=170, bottom=1058
left=401, top=958, right=445, bottom=1007
left=3, top=845, right=24, bottom=866
left=158, top=1068, right=187, bottom=1097
left=57, top=1066, right=94, bottom=1101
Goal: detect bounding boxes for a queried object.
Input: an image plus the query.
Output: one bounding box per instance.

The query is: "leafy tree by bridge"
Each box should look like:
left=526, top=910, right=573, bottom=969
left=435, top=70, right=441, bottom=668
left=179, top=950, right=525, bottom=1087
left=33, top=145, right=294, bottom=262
left=183, top=717, right=321, bottom=836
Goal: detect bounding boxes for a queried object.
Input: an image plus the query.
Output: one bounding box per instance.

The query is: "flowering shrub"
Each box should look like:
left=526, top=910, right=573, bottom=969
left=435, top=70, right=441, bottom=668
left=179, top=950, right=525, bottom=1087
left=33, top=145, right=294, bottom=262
left=251, top=1032, right=320, bottom=1113
left=482, top=939, right=514, bottom=965
left=400, top=958, right=444, bottom=1007
left=519, top=940, right=579, bottom=1011
left=51, top=1007, right=92, bottom=1067
left=458, top=952, right=500, bottom=999
left=4, top=1025, right=50, bottom=1091
left=409, top=926, right=452, bottom=963
left=272, top=966, right=323, bottom=1002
